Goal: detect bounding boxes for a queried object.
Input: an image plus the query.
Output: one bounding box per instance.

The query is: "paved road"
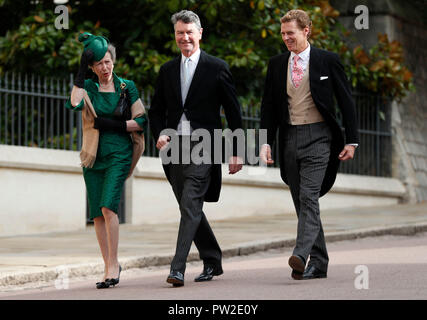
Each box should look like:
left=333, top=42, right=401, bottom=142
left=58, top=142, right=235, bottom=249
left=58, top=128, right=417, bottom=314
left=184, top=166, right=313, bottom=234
left=1, top=232, right=427, bottom=300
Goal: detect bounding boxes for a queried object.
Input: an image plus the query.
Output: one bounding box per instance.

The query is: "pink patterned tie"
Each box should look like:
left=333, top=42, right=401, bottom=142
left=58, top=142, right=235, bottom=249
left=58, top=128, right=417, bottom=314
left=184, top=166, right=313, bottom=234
left=292, top=55, right=303, bottom=88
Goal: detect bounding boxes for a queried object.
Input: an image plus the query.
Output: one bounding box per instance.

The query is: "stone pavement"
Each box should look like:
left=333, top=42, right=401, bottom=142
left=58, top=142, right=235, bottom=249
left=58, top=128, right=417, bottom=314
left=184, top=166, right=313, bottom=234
left=0, top=202, right=426, bottom=289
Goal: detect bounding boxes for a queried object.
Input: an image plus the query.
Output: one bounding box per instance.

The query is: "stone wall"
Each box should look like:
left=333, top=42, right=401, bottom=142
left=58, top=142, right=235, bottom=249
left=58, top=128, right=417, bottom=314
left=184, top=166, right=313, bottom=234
left=331, top=0, right=427, bottom=202
left=0, top=145, right=406, bottom=237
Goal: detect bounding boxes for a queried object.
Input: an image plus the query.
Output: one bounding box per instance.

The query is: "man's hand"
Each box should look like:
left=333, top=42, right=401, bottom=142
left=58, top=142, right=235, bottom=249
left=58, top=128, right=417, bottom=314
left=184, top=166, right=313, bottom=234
left=228, top=156, right=243, bottom=174
left=260, top=144, right=274, bottom=165
left=338, top=145, right=356, bottom=161
left=156, top=135, right=171, bottom=150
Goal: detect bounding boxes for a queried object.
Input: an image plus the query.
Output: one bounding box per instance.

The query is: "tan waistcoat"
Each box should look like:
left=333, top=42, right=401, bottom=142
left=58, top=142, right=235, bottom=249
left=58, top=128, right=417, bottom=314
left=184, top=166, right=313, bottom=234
left=287, top=61, right=324, bottom=125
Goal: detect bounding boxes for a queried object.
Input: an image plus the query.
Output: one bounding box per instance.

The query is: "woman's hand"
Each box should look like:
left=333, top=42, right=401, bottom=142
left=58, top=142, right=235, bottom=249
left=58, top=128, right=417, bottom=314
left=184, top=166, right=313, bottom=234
left=70, top=50, right=95, bottom=107
left=74, top=49, right=94, bottom=88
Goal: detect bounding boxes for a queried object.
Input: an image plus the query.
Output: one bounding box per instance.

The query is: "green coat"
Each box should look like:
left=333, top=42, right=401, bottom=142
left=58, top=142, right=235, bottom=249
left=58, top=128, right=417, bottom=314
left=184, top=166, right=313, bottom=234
left=65, top=72, right=147, bottom=219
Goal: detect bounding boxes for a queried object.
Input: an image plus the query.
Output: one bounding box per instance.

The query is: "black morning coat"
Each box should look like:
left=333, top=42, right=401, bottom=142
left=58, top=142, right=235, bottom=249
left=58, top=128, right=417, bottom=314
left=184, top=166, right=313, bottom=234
left=260, top=46, right=360, bottom=197
left=149, top=50, right=243, bottom=202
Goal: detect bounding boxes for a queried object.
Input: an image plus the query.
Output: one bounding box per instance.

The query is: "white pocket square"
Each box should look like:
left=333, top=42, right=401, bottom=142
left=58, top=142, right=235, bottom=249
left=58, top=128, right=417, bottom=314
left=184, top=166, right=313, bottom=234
left=320, top=76, right=329, bottom=80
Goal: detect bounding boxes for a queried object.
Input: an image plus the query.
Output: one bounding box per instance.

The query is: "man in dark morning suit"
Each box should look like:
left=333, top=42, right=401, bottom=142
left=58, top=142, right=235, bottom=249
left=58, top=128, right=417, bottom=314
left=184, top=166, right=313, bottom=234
left=260, top=9, right=359, bottom=280
left=149, top=10, right=243, bottom=287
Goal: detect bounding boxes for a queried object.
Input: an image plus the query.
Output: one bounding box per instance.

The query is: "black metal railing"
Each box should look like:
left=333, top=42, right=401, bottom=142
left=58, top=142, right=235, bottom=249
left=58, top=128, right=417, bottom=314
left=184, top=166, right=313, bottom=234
left=0, top=72, right=392, bottom=178
left=337, top=89, right=392, bottom=177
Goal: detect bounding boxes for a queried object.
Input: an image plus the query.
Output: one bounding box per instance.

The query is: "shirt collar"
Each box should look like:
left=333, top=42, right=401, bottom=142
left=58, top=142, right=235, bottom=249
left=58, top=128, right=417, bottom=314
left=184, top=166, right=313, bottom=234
left=181, top=48, right=201, bottom=65
left=290, top=43, right=310, bottom=62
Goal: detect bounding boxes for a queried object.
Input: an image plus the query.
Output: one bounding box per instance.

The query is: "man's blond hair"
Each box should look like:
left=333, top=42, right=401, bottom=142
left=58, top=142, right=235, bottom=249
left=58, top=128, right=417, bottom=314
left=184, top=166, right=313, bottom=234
left=280, top=9, right=312, bottom=39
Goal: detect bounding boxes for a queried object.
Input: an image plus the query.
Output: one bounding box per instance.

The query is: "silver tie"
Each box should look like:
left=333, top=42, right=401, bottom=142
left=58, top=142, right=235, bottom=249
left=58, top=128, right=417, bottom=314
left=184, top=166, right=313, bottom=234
left=184, top=57, right=190, bottom=84
left=182, top=57, right=191, bottom=103
left=178, top=57, right=192, bottom=135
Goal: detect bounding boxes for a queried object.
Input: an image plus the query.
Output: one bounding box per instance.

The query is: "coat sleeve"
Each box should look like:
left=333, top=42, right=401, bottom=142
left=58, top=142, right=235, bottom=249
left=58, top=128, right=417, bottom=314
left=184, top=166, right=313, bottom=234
left=217, top=62, right=243, bottom=157
left=260, top=58, right=280, bottom=147
left=126, top=80, right=140, bottom=106
left=148, top=66, right=168, bottom=142
left=217, top=62, right=242, bottom=132
left=126, top=80, right=147, bottom=132
left=329, top=53, right=359, bottom=144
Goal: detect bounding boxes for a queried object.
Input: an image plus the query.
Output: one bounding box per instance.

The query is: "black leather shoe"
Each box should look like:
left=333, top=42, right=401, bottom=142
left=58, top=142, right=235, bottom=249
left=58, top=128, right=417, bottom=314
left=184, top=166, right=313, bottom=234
left=194, top=265, right=223, bottom=282
left=302, top=265, right=327, bottom=280
left=288, top=255, right=305, bottom=280
left=167, top=270, right=184, bottom=287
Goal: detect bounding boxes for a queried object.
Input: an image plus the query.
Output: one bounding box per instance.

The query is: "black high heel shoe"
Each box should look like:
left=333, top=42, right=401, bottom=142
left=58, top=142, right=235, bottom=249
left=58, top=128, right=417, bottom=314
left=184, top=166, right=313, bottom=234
left=105, top=265, right=122, bottom=287
left=96, top=267, right=110, bottom=289
left=96, top=281, right=110, bottom=289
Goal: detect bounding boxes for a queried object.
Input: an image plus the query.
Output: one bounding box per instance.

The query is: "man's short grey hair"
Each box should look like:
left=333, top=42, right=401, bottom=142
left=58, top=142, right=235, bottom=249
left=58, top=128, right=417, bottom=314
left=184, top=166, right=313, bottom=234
left=171, top=10, right=202, bottom=30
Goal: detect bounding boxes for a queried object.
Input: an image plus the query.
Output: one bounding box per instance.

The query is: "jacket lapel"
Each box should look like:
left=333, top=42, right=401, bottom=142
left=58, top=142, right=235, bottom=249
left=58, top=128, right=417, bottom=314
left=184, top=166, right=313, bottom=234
left=280, top=51, right=290, bottom=103
left=170, top=56, right=183, bottom=107
left=183, top=50, right=207, bottom=106
left=309, top=46, right=322, bottom=94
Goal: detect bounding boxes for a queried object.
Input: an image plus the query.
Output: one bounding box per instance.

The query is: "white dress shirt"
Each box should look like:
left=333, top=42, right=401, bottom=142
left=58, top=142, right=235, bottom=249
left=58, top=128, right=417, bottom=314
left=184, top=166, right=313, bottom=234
left=177, top=48, right=201, bottom=136
left=263, top=44, right=358, bottom=148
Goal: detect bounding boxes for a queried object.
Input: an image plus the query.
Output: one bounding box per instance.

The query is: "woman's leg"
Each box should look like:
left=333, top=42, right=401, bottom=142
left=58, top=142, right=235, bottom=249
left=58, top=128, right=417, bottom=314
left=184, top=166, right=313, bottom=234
left=101, top=207, right=120, bottom=279
left=84, top=168, right=110, bottom=282
left=98, top=159, right=130, bottom=281
left=93, top=216, right=109, bottom=281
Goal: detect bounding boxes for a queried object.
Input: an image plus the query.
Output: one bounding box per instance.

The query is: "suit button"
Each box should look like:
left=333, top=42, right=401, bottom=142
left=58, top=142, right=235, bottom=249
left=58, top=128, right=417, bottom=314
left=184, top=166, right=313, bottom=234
left=183, top=109, right=188, bottom=112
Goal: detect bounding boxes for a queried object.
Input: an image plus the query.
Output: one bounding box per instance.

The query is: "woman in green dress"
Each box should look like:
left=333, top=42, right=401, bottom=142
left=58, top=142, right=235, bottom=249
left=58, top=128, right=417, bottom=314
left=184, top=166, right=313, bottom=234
left=66, top=34, right=146, bottom=289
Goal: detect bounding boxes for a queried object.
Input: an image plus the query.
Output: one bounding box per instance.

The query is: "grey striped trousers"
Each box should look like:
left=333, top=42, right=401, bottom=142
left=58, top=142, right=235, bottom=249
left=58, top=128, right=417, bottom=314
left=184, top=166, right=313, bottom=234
left=168, top=139, right=222, bottom=274
left=283, top=121, right=332, bottom=272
